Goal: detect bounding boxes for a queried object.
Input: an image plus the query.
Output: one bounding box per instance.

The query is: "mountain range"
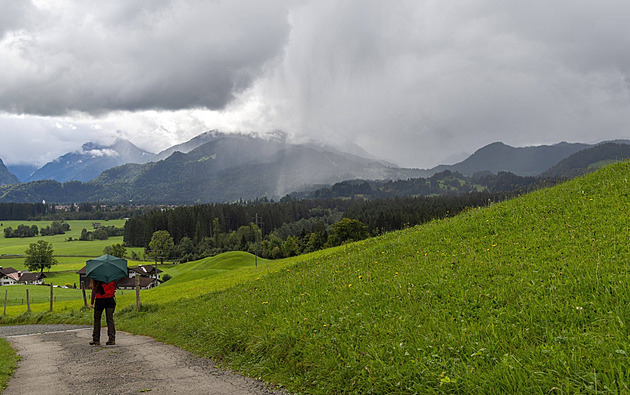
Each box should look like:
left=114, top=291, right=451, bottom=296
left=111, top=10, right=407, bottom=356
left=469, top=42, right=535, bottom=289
left=23, top=139, right=154, bottom=183
left=0, top=132, right=628, bottom=203
left=430, top=141, right=592, bottom=176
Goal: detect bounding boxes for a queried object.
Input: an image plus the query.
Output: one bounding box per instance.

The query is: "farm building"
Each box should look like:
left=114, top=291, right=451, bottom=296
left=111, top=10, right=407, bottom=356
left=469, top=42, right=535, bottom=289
left=0, top=267, right=46, bottom=285
left=77, top=264, right=162, bottom=290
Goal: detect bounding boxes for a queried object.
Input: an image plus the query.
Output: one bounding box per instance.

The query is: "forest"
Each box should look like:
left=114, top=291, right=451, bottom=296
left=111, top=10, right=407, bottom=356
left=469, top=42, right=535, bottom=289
left=123, top=192, right=509, bottom=261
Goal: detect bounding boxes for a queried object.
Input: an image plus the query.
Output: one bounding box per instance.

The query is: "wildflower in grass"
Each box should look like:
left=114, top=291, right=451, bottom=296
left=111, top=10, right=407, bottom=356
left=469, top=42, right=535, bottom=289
left=358, top=275, right=363, bottom=279
left=576, top=306, right=583, bottom=311
left=348, top=284, right=352, bottom=287
left=262, top=301, right=269, bottom=305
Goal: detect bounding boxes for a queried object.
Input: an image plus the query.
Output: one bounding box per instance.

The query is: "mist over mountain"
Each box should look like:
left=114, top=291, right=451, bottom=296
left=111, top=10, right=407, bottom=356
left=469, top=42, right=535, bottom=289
left=154, top=130, right=228, bottom=161
left=89, top=134, right=424, bottom=203
left=26, top=138, right=154, bottom=183
left=0, top=133, right=425, bottom=203
left=0, top=158, right=20, bottom=186
left=5, top=164, right=39, bottom=182
left=2, top=133, right=629, bottom=204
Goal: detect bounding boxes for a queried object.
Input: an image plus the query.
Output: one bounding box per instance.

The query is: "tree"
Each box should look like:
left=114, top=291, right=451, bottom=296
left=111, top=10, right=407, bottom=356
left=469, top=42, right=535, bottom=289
left=24, top=240, right=58, bottom=273
left=327, top=218, right=369, bottom=247
left=148, top=230, right=174, bottom=264
left=80, top=228, right=91, bottom=241
left=93, top=228, right=109, bottom=240
left=104, top=243, right=127, bottom=258
left=174, top=236, right=197, bottom=262
left=282, top=236, right=300, bottom=257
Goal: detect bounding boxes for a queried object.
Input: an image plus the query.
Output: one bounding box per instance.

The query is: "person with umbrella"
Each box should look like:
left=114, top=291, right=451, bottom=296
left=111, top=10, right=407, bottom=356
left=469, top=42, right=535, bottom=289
left=86, top=254, right=128, bottom=346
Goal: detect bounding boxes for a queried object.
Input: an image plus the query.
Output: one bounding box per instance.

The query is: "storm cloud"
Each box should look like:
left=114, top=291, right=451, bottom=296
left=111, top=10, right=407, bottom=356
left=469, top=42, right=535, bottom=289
left=0, top=0, right=292, bottom=115
left=251, top=0, right=630, bottom=166
left=1, top=0, right=629, bottom=168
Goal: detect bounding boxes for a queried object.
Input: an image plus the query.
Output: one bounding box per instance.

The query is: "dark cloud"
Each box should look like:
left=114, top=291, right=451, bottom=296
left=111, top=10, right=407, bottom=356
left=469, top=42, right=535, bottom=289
left=0, top=0, right=292, bottom=115
left=248, top=0, right=630, bottom=166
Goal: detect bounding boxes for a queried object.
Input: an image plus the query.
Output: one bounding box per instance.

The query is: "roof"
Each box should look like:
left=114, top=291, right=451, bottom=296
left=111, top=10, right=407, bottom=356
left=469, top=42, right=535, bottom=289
left=0, top=269, right=46, bottom=282
left=0, top=267, right=18, bottom=276
left=19, top=272, right=46, bottom=282
left=117, top=276, right=156, bottom=288
left=129, top=265, right=162, bottom=275
left=77, top=265, right=161, bottom=276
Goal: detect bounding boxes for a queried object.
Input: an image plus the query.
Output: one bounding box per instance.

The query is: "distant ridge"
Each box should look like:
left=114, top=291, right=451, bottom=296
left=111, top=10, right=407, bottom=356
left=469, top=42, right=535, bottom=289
left=429, top=141, right=591, bottom=176
left=0, top=134, right=424, bottom=203
left=5, top=163, right=39, bottom=182
left=89, top=134, right=423, bottom=203
left=0, top=158, right=20, bottom=186
left=27, top=138, right=154, bottom=183
left=2, top=135, right=630, bottom=203
left=154, top=130, right=227, bottom=161
left=540, top=142, right=630, bottom=178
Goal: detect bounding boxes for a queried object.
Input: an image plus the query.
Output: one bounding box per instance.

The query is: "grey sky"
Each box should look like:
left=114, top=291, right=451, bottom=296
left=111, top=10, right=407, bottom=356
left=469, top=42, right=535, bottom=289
left=0, top=0, right=628, bottom=168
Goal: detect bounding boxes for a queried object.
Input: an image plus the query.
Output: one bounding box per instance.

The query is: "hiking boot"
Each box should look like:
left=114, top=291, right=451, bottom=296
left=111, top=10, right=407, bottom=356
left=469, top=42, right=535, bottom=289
left=89, top=340, right=100, bottom=346
left=106, top=340, right=115, bottom=345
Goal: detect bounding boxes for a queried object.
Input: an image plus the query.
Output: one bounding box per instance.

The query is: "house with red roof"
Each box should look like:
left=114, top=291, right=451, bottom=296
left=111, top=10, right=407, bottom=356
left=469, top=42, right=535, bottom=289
left=0, top=267, right=46, bottom=285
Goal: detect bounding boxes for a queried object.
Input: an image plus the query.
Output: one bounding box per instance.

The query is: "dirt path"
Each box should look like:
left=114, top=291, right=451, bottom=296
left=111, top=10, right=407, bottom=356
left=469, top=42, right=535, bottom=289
left=3, top=327, right=286, bottom=395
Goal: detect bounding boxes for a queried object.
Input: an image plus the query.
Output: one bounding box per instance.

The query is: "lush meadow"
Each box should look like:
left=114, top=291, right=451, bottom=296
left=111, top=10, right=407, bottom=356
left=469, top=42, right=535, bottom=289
left=0, top=219, right=144, bottom=287
left=2, top=161, right=630, bottom=393
left=0, top=219, right=127, bottom=254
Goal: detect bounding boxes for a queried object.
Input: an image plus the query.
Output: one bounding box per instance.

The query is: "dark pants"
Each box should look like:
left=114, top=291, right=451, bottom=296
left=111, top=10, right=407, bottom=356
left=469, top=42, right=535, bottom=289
left=93, top=298, right=116, bottom=342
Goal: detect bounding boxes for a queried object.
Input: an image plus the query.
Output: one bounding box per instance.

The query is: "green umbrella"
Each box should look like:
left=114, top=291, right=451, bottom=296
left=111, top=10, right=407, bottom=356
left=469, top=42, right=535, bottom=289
left=86, top=254, right=128, bottom=284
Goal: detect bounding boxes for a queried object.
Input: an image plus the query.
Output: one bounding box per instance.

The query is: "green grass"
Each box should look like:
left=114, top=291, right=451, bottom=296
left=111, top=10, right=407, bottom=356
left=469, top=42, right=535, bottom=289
left=588, top=159, right=620, bottom=171
left=0, top=218, right=145, bottom=290
left=0, top=285, right=85, bottom=308
left=0, top=338, right=18, bottom=391
left=0, top=219, right=142, bottom=257
left=2, top=161, right=630, bottom=393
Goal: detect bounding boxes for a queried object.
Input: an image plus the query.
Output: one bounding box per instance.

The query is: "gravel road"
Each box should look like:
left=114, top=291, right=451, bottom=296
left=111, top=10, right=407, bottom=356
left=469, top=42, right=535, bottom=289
left=1, top=325, right=287, bottom=395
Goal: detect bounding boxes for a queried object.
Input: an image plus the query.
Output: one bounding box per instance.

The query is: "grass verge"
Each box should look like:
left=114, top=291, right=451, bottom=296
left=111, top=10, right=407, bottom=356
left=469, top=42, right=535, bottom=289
left=0, top=338, right=19, bottom=391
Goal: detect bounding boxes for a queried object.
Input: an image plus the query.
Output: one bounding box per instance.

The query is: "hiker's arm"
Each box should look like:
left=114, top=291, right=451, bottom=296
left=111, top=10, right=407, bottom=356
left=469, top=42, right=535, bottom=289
left=90, top=287, right=96, bottom=307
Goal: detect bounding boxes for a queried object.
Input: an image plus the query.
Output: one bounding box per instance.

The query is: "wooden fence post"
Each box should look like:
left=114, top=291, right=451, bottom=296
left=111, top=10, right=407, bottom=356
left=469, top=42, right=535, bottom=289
left=26, top=288, right=30, bottom=313
left=135, top=275, right=141, bottom=311
left=49, top=283, right=53, bottom=312
left=82, top=284, right=87, bottom=307
left=3, top=290, right=7, bottom=316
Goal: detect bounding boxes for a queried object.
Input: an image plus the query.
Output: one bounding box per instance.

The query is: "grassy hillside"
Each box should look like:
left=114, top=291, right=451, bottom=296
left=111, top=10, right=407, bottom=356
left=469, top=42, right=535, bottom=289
left=118, top=160, right=630, bottom=393
left=3, top=161, right=630, bottom=393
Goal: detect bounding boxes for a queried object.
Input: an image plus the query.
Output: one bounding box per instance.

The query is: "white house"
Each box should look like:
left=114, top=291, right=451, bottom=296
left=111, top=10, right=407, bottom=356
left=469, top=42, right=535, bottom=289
left=0, top=267, right=46, bottom=285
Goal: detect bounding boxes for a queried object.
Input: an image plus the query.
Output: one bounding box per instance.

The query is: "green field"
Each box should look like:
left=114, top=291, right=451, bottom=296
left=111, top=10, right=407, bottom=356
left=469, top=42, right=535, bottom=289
left=0, top=219, right=126, bottom=254
left=2, top=161, right=630, bottom=393
left=0, top=219, right=145, bottom=288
